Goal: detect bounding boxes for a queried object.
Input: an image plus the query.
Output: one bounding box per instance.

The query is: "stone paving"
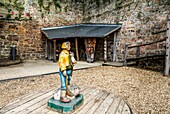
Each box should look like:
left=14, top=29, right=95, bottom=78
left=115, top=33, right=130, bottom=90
left=0, top=60, right=102, bottom=81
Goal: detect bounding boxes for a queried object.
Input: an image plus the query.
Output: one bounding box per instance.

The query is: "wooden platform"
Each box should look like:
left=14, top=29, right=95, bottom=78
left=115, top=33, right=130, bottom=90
left=0, top=87, right=132, bottom=114
left=102, top=62, right=124, bottom=67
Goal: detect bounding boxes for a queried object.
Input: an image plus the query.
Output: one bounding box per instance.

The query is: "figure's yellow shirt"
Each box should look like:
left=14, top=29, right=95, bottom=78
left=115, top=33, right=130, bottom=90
left=58, top=50, right=72, bottom=71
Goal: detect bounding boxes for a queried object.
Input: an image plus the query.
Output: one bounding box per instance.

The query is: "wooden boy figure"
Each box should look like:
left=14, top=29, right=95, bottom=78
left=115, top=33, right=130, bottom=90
left=58, top=41, right=79, bottom=103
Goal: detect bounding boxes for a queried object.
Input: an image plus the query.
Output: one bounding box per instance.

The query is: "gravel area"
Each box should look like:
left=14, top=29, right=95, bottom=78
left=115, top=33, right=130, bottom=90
left=0, top=66, right=170, bottom=114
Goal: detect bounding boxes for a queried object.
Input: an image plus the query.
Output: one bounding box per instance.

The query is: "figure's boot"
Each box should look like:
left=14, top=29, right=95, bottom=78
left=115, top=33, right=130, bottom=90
left=66, top=89, right=75, bottom=97
left=60, top=90, right=71, bottom=103
left=67, top=85, right=80, bottom=97
left=73, top=87, right=80, bottom=97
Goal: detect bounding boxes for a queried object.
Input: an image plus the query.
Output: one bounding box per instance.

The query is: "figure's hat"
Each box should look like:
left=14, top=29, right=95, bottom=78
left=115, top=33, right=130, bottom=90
left=62, top=41, right=70, bottom=49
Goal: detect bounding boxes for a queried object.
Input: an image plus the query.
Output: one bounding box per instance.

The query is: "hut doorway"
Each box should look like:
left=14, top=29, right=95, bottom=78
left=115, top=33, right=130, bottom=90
left=78, top=38, right=86, bottom=61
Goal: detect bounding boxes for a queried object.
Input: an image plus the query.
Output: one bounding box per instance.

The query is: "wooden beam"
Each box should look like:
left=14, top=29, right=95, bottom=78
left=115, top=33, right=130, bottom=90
left=113, top=32, right=117, bottom=62
left=126, top=54, right=164, bottom=61
left=124, top=44, right=128, bottom=66
left=136, top=42, right=141, bottom=65
left=128, top=37, right=166, bottom=48
left=104, top=38, right=107, bottom=62
left=75, top=38, right=79, bottom=61
left=151, top=29, right=168, bottom=35
left=165, top=19, right=170, bottom=76
left=53, top=40, right=57, bottom=62
left=45, top=39, right=48, bottom=59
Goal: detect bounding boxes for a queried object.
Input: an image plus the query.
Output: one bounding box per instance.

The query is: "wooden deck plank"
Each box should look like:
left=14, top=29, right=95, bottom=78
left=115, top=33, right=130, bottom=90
left=74, top=88, right=100, bottom=114
left=116, top=99, right=125, bottom=114
left=5, top=91, right=39, bottom=107
left=46, top=110, right=59, bottom=114
left=4, top=91, right=53, bottom=114
left=85, top=91, right=109, bottom=114
left=0, top=91, right=39, bottom=113
left=122, top=103, right=132, bottom=114
left=94, top=93, right=115, bottom=114
left=106, top=96, right=121, bottom=114
left=80, top=87, right=90, bottom=96
left=37, top=107, right=50, bottom=114
left=77, top=91, right=105, bottom=114
left=0, top=89, right=53, bottom=114
left=17, top=94, right=51, bottom=114
left=1, top=87, right=132, bottom=114
left=29, top=104, right=47, bottom=114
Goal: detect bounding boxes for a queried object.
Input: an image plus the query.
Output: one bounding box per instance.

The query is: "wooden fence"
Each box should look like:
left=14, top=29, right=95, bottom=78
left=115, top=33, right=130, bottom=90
left=124, top=19, right=170, bottom=76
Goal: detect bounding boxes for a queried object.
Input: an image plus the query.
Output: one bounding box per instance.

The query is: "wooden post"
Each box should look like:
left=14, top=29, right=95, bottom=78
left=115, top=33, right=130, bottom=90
left=136, top=46, right=140, bottom=65
left=53, top=40, right=57, bottom=62
left=113, top=32, right=117, bottom=62
left=75, top=38, right=79, bottom=61
left=165, top=19, right=170, bottom=76
left=124, top=44, right=128, bottom=66
left=104, top=38, right=107, bottom=62
left=45, top=39, right=48, bottom=59
left=48, top=42, right=53, bottom=60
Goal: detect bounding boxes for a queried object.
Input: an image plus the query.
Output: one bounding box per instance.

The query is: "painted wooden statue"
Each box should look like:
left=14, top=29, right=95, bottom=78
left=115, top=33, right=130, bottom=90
left=57, top=41, right=80, bottom=103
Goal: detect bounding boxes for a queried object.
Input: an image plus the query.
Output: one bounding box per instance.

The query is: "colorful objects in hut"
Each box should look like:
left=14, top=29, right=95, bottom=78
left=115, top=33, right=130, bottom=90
left=84, top=38, right=96, bottom=63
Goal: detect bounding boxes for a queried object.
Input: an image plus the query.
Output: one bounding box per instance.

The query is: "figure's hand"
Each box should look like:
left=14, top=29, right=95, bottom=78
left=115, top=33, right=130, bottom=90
left=63, top=70, right=67, bottom=76
left=70, top=52, right=74, bottom=56
left=72, top=62, right=77, bottom=66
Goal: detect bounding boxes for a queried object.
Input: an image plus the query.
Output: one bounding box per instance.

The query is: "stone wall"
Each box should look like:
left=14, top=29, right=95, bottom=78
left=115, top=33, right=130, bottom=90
left=0, top=0, right=169, bottom=62
left=0, top=0, right=83, bottom=60
left=0, top=20, right=47, bottom=60
left=82, top=0, right=170, bottom=61
left=95, top=38, right=104, bottom=61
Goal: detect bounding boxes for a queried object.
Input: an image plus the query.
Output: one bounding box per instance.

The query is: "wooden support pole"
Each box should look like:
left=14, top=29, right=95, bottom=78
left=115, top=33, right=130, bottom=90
left=45, top=39, right=48, bottom=59
left=136, top=46, right=140, bottom=65
left=49, top=42, right=53, bottom=60
left=113, top=32, right=117, bottom=62
left=75, top=38, right=79, bottom=61
left=104, top=38, right=107, bottom=62
left=165, top=19, right=170, bottom=76
left=124, top=44, right=128, bottom=66
left=53, top=40, right=57, bottom=62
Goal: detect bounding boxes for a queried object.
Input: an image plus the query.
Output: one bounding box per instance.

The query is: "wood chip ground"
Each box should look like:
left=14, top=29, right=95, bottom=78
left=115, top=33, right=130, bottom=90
left=0, top=66, right=170, bottom=114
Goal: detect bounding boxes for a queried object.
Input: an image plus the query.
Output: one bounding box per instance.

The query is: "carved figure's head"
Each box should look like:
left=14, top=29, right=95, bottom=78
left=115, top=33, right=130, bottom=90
left=61, top=41, right=70, bottom=50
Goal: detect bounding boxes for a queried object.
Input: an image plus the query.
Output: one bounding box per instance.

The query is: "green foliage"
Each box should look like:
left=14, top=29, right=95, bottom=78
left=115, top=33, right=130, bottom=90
left=146, top=0, right=150, bottom=6
left=5, top=14, right=12, bottom=19
left=38, top=0, right=62, bottom=13
left=96, top=0, right=100, bottom=7
left=53, top=0, right=62, bottom=12
left=38, top=0, right=44, bottom=11
left=13, top=0, right=25, bottom=20
left=115, top=0, right=122, bottom=9
left=137, top=12, right=142, bottom=19
left=103, top=0, right=109, bottom=4
left=43, top=1, right=53, bottom=12
left=0, top=0, right=25, bottom=20
left=161, top=0, right=170, bottom=5
left=0, top=2, right=5, bottom=6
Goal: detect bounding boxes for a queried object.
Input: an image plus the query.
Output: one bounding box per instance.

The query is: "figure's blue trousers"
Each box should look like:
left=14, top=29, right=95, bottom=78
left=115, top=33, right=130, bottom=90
left=59, top=69, right=72, bottom=90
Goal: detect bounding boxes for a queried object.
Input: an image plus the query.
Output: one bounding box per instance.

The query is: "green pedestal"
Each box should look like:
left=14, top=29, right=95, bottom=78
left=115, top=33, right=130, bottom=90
left=48, top=94, right=84, bottom=113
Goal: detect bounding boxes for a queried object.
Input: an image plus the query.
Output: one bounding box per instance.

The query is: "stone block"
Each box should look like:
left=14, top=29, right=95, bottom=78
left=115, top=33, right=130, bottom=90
left=0, top=35, right=5, bottom=39
left=0, top=22, right=4, bottom=29
left=7, top=35, right=19, bottom=41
